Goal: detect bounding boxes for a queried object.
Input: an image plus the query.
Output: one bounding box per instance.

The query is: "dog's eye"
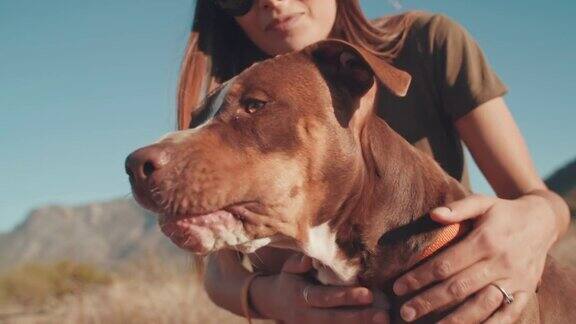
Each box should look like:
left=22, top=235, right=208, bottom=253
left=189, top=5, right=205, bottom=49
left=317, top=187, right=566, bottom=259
left=243, top=98, right=267, bottom=114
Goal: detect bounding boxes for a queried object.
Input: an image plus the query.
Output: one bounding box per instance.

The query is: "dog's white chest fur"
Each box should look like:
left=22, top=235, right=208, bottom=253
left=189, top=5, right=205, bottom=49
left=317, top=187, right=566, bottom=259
left=302, top=222, right=360, bottom=286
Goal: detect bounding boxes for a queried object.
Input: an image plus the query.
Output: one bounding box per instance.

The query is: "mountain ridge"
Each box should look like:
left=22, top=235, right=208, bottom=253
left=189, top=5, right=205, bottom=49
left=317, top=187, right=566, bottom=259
left=0, top=198, right=188, bottom=271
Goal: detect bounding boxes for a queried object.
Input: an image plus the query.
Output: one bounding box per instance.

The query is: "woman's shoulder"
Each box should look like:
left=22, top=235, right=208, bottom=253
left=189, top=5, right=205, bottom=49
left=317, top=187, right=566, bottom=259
left=371, top=11, right=473, bottom=53
left=371, top=10, right=465, bottom=33
left=372, top=12, right=507, bottom=123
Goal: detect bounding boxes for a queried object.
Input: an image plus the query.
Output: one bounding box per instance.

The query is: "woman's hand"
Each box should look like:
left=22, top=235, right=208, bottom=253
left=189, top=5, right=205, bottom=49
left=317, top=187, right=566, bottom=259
left=251, top=253, right=390, bottom=324
left=392, top=193, right=559, bottom=324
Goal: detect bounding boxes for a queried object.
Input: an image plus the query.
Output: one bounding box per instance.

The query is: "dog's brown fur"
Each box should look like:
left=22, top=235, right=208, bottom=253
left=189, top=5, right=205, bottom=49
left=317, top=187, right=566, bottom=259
left=127, top=39, right=576, bottom=323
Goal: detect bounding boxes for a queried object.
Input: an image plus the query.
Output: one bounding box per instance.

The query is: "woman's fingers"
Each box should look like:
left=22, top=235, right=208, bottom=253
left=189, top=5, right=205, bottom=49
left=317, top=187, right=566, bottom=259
left=483, top=291, right=530, bottom=324
left=302, top=285, right=373, bottom=308
left=437, top=284, right=504, bottom=324
left=281, top=253, right=313, bottom=274
left=399, top=261, right=498, bottom=321
left=394, top=194, right=503, bottom=297
left=393, top=232, right=491, bottom=296
left=430, top=194, right=496, bottom=224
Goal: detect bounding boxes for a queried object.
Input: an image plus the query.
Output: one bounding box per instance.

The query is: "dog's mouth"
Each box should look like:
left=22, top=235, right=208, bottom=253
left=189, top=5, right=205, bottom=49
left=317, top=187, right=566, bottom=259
left=158, top=203, right=262, bottom=255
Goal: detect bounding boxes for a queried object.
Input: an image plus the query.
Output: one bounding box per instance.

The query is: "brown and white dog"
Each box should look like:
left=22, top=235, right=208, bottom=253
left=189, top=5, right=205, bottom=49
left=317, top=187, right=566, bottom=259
left=126, top=39, right=576, bottom=323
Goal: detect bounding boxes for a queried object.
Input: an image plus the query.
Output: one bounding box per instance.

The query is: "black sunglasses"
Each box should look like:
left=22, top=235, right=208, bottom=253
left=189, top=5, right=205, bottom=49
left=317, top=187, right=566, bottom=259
left=214, top=0, right=254, bottom=17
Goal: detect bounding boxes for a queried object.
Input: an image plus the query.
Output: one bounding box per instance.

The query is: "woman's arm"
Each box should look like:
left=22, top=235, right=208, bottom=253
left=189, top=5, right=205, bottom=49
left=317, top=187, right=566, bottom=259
left=456, top=97, right=570, bottom=236
left=203, top=247, right=296, bottom=317
left=204, top=248, right=386, bottom=323
left=392, top=97, right=570, bottom=324
left=203, top=249, right=257, bottom=317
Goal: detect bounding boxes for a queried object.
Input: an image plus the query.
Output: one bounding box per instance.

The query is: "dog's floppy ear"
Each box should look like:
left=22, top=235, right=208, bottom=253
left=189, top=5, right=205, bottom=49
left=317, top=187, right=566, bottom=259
left=304, top=39, right=411, bottom=97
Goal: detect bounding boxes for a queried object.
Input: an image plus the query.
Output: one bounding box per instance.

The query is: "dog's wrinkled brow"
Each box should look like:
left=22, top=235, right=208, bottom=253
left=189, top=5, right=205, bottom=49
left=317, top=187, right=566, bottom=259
left=190, top=78, right=235, bottom=128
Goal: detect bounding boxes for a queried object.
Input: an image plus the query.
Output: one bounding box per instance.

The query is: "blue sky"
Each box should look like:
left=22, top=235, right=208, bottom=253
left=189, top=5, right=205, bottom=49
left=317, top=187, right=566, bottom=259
left=1, top=0, right=574, bottom=232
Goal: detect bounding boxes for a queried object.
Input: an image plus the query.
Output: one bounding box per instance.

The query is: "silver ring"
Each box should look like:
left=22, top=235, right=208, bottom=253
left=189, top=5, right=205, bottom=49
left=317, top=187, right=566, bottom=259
left=491, top=283, right=514, bottom=304
left=303, top=285, right=311, bottom=305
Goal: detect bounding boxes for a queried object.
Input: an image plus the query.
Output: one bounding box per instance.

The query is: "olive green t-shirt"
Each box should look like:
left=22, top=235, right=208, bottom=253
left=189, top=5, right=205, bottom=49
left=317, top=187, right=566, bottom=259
left=373, top=13, right=508, bottom=189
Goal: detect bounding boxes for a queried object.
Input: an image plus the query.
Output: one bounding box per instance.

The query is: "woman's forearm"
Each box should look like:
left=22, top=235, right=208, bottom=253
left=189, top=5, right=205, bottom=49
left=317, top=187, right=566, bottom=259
left=203, top=247, right=297, bottom=320
left=203, top=250, right=263, bottom=318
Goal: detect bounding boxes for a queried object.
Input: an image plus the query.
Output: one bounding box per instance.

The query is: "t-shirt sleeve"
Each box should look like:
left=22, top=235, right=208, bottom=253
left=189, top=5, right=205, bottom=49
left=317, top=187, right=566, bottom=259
left=425, top=14, right=508, bottom=120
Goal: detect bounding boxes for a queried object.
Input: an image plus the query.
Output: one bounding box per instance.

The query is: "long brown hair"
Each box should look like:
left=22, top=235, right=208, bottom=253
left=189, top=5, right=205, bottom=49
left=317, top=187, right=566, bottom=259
left=177, top=0, right=417, bottom=130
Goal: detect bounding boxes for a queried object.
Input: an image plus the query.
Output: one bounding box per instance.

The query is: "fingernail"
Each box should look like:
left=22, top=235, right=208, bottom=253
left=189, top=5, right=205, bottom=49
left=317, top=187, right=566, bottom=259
left=401, top=306, right=416, bottom=322
left=393, top=282, right=407, bottom=296
left=433, top=206, right=452, bottom=219
left=357, top=288, right=372, bottom=303
left=372, top=312, right=387, bottom=323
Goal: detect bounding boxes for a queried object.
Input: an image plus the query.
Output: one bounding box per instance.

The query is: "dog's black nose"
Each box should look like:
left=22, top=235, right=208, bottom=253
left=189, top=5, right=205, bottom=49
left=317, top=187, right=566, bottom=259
left=125, top=145, right=170, bottom=182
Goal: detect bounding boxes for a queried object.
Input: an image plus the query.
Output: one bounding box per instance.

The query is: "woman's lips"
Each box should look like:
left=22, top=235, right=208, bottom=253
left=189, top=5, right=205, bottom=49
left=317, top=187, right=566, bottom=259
left=265, top=13, right=304, bottom=33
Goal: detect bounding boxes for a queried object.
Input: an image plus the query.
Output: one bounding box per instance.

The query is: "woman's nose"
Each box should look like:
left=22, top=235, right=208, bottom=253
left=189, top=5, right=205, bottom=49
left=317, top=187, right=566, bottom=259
left=259, top=0, right=287, bottom=11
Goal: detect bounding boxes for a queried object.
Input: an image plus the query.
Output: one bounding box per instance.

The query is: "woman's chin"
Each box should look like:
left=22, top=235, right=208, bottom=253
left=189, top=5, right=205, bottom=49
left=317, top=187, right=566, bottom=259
left=261, top=35, right=324, bottom=56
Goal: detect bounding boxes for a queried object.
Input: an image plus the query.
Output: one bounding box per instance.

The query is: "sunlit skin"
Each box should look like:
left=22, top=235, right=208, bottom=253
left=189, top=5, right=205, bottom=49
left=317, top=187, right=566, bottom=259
left=234, top=0, right=337, bottom=55
left=204, top=1, right=571, bottom=323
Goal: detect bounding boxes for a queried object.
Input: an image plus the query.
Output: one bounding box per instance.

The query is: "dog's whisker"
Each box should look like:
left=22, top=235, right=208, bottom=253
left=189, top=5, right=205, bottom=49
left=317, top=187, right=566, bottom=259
left=175, top=194, right=184, bottom=216
left=170, top=196, right=177, bottom=214
left=169, top=196, right=176, bottom=215
left=183, top=236, right=194, bottom=247
left=234, top=251, right=242, bottom=262
left=157, top=194, right=169, bottom=210
left=252, top=250, right=265, bottom=267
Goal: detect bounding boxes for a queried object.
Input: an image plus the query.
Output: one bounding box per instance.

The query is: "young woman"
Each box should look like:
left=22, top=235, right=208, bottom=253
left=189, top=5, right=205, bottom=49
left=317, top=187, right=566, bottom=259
left=177, top=1, right=570, bottom=323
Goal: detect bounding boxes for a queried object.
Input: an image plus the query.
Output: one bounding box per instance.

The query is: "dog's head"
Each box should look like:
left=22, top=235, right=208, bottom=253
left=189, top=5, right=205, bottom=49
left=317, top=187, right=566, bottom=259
left=126, top=39, right=411, bottom=257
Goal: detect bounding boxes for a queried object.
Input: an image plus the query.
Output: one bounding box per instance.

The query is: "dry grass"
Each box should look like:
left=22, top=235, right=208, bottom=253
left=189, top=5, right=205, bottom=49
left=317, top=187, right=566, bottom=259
left=0, top=262, right=112, bottom=307
left=1, top=278, right=242, bottom=324
left=0, top=259, right=270, bottom=324
left=28, top=274, right=246, bottom=324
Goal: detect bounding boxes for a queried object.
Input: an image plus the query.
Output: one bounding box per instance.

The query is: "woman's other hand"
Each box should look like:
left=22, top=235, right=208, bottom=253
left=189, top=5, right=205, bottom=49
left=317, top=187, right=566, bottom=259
left=251, top=253, right=390, bottom=324
left=392, top=193, right=558, bottom=323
